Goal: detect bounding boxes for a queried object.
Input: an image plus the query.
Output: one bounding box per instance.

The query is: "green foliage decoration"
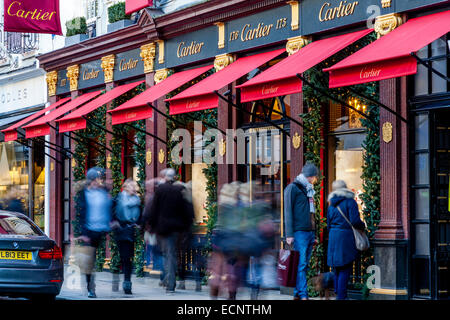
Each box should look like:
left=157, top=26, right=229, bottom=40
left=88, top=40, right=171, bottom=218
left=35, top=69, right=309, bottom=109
left=66, top=17, right=87, bottom=37
left=108, top=2, right=131, bottom=24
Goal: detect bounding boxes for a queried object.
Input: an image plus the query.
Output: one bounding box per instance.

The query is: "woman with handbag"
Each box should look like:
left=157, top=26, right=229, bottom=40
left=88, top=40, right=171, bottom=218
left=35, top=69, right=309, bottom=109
left=327, top=180, right=367, bottom=300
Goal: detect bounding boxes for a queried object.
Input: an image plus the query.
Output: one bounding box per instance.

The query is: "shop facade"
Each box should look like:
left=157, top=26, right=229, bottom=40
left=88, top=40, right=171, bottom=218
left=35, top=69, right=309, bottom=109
left=25, top=0, right=450, bottom=299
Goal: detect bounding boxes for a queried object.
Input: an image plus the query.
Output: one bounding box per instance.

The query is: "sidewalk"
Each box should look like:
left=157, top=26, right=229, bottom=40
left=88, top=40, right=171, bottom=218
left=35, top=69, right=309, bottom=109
left=58, top=265, right=294, bottom=300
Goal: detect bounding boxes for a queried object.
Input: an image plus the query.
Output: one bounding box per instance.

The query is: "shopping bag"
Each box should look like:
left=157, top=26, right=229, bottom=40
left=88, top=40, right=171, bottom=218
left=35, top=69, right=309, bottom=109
left=277, top=247, right=299, bottom=287
left=73, top=244, right=96, bottom=275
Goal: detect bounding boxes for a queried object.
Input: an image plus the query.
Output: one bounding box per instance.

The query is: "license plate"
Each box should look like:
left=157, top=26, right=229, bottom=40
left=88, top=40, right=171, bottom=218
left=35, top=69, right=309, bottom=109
left=0, top=250, right=32, bottom=261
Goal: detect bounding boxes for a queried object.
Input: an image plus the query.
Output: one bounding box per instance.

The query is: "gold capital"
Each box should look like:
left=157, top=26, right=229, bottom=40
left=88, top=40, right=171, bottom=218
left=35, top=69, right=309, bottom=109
left=158, top=149, right=165, bottom=164
left=381, top=0, right=392, bottom=8
left=146, top=149, right=152, bottom=165
left=286, top=36, right=310, bottom=56
left=374, top=13, right=403, bottom=38
left=215, top=22, right=225, bottom=49
left=382, top=122, right=393, bottom=143
left=66, top=65, right=79, bottom=92
left=214, top=53, right=235, bottom=72
left=157, top=40, right=165, bottom=65
left=154, top=68, right=172, bottom=84
left=46, top=71, right=58, bottom=97
left=292, top=132, right=302, bottom=149
left=101, top=54, right=115, bottom=83
left=140, top=43, right=156, bottom=74
left=287, top=1, right=299, bottom=31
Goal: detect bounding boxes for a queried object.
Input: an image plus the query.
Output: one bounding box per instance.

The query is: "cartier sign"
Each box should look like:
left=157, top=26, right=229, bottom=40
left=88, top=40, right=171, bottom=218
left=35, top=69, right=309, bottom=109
left=114, top=48, right=144, bottom=81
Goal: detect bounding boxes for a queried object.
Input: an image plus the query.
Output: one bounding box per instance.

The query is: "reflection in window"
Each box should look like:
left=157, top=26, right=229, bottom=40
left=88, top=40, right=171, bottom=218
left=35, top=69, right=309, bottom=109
left=0, top=213, right=42, bottom=236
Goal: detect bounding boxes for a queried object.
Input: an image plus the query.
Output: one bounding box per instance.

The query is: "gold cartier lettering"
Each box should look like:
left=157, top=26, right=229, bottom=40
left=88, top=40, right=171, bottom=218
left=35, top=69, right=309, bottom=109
left=359, top=66, right=382, bottom=79
left=60, top=78, right=67, bottom=86
left=262, top=85, right=279, bottom=95
left=241, top=23, right=274, bottom=42
left=177, top=41, right=205, bottom=58
left=119, top=58, right=139, bottom=71
left=126, top=112, right=137, bottom=119
left=82, top=69, right=100, bottom=80
left=186, top=100, right=200, bottom=109
left=7, top=1, right=57, bottom=21
left=319, top=1, right=359, bottom=22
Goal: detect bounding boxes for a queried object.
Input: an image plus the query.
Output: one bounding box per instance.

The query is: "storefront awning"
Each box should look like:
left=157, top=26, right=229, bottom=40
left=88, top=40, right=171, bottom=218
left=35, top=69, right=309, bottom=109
left=57, top=81, right=144, bottom=133
left=1, top=97, right=71, bottom=142
left=166, top=48, right=286, bottom=115
left=324, top=10, right=450, bottom=88
left=23, top=91, right=102, bottom=138
left=109, top=65, right=213, bottom=125
left=236, top=29, right=372, bottom=102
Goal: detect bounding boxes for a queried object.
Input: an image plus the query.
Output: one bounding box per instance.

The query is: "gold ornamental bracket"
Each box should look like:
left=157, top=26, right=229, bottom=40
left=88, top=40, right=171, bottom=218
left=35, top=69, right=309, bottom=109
left=374, top=13, right=403, bottom=38
left=214, top=53, right=235, bottom=72
left=66, top=65, right=79, bottom=92
left=286, top=36, right=310, bottom=56
left=101, top=54, right=116, bottom=83
left=154, top=68, right=172, bottom=84
left=215, top=22, right=225, bottom=49
left=158, top=149, right=165, bottom=164
left=146, top=149, right=152, bottom=166
left=287, top=1, right=299, bottom=31
left=219, top=139, right=226, bottom=157
left=140, top=43, right=156, bottom=74
left=381, top=0, right=392, bottom=8
left=157, top=40, right=165, bottom=65
left=46, top=71, right=58, bottom=97
left=292, top=132, right=302, bottom=149
left=382, top=122, right=393, bottom=143
left=106, top=154, right=112, bottom=169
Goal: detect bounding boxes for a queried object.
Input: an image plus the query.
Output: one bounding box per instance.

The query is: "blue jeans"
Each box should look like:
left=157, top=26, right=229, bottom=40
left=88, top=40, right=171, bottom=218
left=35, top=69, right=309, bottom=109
left=293, top=231, right=315, bottom=299
left=333, top=264, right=352, bottom=300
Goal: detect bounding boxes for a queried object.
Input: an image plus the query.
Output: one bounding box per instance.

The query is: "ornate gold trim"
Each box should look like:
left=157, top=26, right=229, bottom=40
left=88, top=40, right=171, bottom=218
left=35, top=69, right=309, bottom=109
left=106, top=154, right=112, bottom=169
left=286, top=36, right=310, bottom=56
left=382, top=122, right=393, bottom=143
left=46, top=71, right=58, bottom=97
left=71, top=158, right=76, bottom=168
left=219, top=139, right=226, bottom=156
left=140, top=43, right=156, bottom=74
left=287, top=1, right=299, bottom=31
left=158, top=149, right=165, bottom=164
left=292, top=132, right=302, bottom=149
left=214, top=53, right=235, bottom=72
left=370, top=288, right=408, bottom=295
left=66, top=65, right=79, bottom=92
left=374, top=13, right=403, bottom=38
left=50, top=161, right=54, bottom=172
left=381, top=0, right=392, bottom=8
left=101, top=54, right=115, bottom=83
left=146, top=149, right=152, bottom=165
left=215, top=22, right=225, bottom=49
left=154, top=68, right=171, bottom=84
left=157, top=40, right=165, bottom=65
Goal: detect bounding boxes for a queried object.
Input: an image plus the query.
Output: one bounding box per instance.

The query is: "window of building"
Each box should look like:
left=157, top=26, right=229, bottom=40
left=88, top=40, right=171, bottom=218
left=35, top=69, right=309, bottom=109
left=87, top=0, right=99, bottom=21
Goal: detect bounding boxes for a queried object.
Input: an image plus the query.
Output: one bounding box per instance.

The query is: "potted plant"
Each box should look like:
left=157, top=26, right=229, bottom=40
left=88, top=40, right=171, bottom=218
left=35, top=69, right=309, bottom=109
left=107, top=2, right=134, bottom=33
left=65, top=17, right=88, bottom=47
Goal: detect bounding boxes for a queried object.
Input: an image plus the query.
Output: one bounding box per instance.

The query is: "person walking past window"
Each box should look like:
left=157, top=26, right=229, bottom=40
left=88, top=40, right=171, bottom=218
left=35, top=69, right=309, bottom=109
left=111, top=179, right=142, bottom=295
left=327, top=180, right=366, bottom=300
left=284, top=163, right=319, bottom=300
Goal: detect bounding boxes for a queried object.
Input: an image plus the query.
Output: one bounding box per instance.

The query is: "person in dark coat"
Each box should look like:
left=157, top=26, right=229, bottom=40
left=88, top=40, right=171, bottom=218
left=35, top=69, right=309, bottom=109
left=144, top=168, right=195, bottom=293
left=327, top=180, right=366, bottom=300
left=111, top=179, right=142, bottom=295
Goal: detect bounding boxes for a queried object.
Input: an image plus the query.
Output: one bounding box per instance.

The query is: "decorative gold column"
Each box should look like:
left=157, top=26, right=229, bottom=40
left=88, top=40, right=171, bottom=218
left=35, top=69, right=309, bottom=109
left=214, top=53, right=235, bottom=72
left=157, top=40, right=165, bottom=65
left=66, top=65, right=79, bottom=92
left=154, top=68, right=172, bottom=84
left=215, top=22, right=225, bottom=49
left=374, top=13, right=403, bottom=38
left=140, top=43, right=156, bottom=74
left=287, top=1, right=299, bottom=31
left=286, top=35, right=310, bottom=56
left=46, top=71, right=58, bottom=97
left=101, top=54, right=115, bottom=83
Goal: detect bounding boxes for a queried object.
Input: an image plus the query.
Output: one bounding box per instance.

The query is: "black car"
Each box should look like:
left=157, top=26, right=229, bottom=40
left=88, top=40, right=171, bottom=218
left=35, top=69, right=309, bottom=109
left=0, top=210, right=64, bottom=300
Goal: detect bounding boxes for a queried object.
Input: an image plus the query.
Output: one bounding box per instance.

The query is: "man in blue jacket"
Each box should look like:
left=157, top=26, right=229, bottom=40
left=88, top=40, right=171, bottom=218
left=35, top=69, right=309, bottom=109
left=284, top=163, right=319, bottom=300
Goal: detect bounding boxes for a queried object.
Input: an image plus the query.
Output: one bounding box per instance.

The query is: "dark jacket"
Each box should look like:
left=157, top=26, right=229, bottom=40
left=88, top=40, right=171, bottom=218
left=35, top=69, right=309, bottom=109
left=326, top=189, right=366, bottom=268
left=112, top=191, right=142, bottom=242
left=144, top=181, right=194, bottom=237
left=284, top=181, right=314, bottom=238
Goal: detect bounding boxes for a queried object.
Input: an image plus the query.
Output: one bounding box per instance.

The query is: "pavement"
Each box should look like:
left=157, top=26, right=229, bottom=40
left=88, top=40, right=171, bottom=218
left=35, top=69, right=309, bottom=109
left=57, top=265, right=294, bottom=300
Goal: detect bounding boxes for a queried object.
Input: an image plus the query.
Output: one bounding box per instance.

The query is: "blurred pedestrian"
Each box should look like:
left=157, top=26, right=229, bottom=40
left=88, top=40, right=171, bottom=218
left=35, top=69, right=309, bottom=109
left=327, top=180, right=366, bottom=300
left=111, top=179, right=142, bottom=295
left=284, top=163, right=319, bottom=300
left=76, top=167, right=113, bottom=298
left=3, top=186, right=26, bottom=214
left=144, top=168, right=194, bottom=294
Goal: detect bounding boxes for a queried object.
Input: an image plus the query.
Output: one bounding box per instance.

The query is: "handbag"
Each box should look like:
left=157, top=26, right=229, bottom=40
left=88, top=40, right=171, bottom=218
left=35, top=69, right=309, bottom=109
left=277, top=244, right=300, bottom=287
left=336, top=205, right=370, bottom=251
left=72, top=244, right=96, bottom=274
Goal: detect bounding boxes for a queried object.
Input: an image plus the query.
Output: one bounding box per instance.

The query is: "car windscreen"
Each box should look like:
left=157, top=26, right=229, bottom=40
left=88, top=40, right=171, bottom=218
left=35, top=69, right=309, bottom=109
left=0, top=213, right=43, bottom=236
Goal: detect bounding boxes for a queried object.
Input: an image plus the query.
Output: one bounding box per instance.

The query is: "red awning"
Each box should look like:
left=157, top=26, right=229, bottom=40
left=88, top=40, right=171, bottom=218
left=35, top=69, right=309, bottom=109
left=23, top=91, right=102, bottom=138
left=166, top=49, right=286, bottom=115
left=236, top=29, right=372, bottom=102
left=57, top=81, right=144, bottom=133
left=109, top=65, right=213, bottom=125
left=1, top=97, right=71, bottom=141
left=324, top=10, right=450, bottom=88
